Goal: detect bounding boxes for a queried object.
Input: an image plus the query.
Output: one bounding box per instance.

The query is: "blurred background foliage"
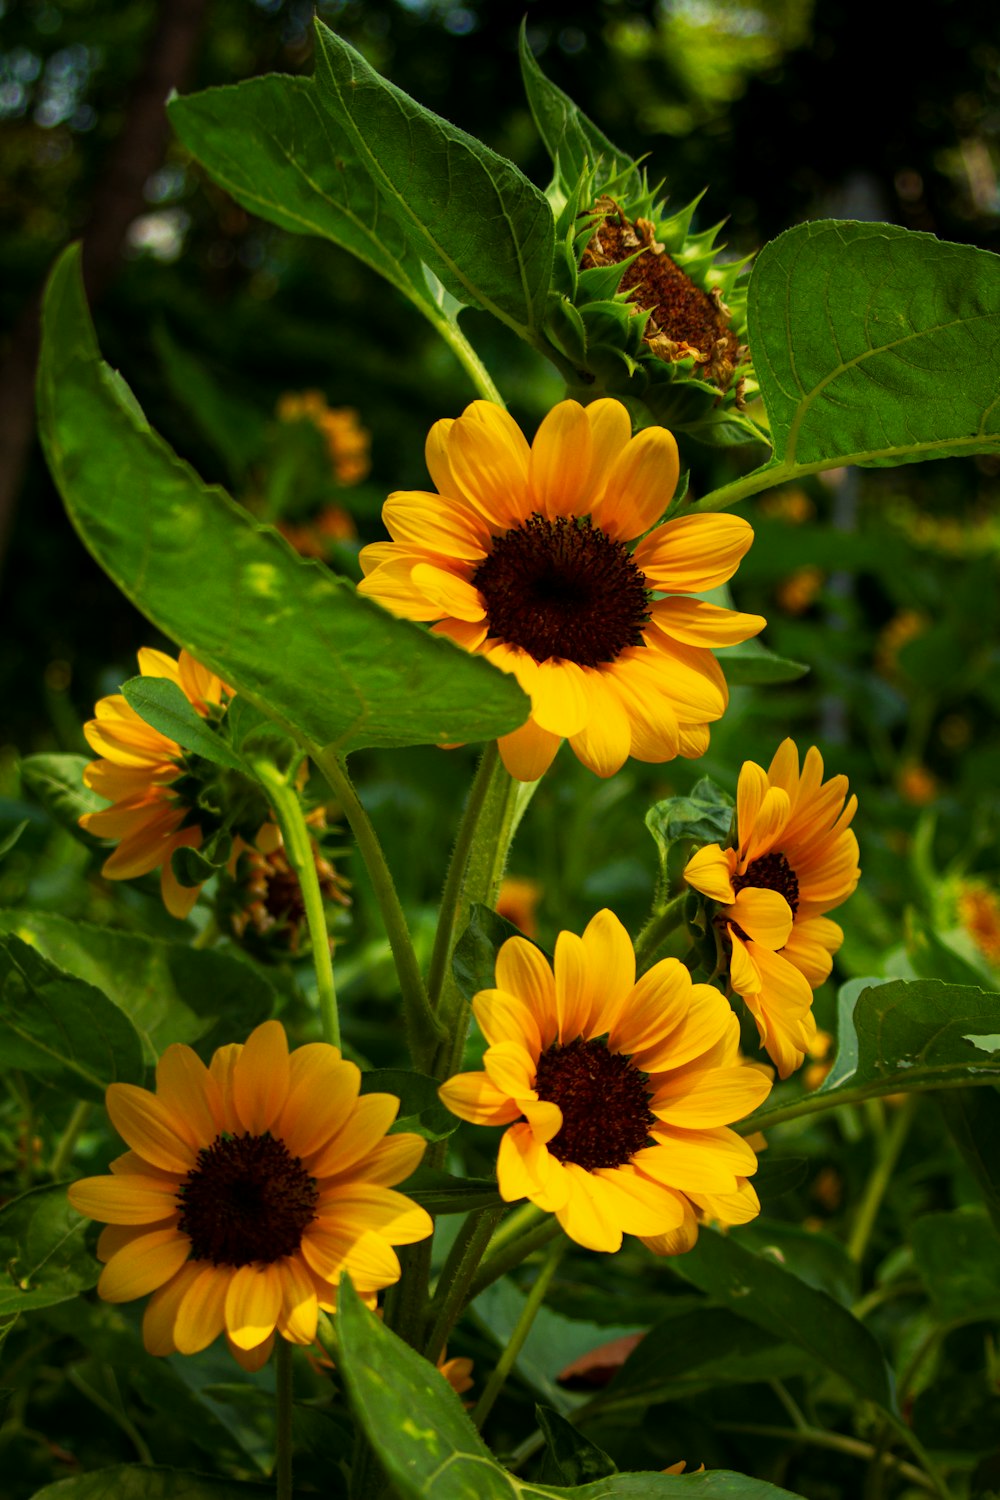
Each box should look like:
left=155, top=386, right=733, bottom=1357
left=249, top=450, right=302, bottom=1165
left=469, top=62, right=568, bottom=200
left=3, top=4, right=1000, bottom=1495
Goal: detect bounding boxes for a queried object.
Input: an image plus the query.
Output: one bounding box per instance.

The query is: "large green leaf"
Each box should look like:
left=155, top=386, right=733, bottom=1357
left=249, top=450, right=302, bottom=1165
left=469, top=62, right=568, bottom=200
left=751, top=978, right=1000, bottom=1124
left=517, top=28, right=639, bottom=200
left=312, top=21, right=554, bottom=339
left=29, top=1469, right=272, bottom=1499
left=168, top=75, right=438, bottom=317
left=0, top=934, right=145, bottom=1100
left=0, top=911, right=275, bottom=1064
left=670, top=1228, right=896, bottom=1411
left=336, top=1276, right=803, bottom=1499
left=0, top=1184, right=98, bottom=1316
left=37, top=246, right=529, bottom=755
left=748, top=220, right=1000, bottom=477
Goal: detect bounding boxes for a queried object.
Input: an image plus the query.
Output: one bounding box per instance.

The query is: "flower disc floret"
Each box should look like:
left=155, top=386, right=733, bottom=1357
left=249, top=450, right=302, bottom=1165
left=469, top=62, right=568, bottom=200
left=439, top=910, right=772, bottom=1255
left=68, top=1020, right=432, bottom=1369
left=684, top=739, right=861, bottom=1078
left=357, top=399, right=765, bottom=781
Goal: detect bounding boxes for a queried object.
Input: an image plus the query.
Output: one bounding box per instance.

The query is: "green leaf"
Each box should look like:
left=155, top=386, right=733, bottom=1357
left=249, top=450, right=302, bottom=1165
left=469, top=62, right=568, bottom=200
left=748, top=220, right=1000, bottom=476
left=453, top=902, right=548, bottom=1004
left=37, top=245, right=530, bottom=756
left=312, top=21, right=554, bottom=339
left=0, top=911, right=275, bottom=1064
left=336, top=1277, right=798, bottom=1499
left=714, top=644, right=809, bottom=685
left=360, top=1068, right=458, bottom=1143
left=936, top=1086, right=1000, bottom=1233
left=28, top=1468, right=273, bottom=1499
left=397, top=1167, right=502, bottom=1215
left=645, top=777, right=735, bottom=881
left=120, top=676, right=249, bottom=773
left=671, top=1227, right=896, bottom=1411
left=168, top=75, right=439, bottom=319
left=753, top=978, right=1000, bottom=1122
left=535, top=1405, right=617, bottom=1485
left=0, top=934, right=145, bottom=1100
left=518, top=27, right=640, bottom=200
left=911, top=1208, right=1000, bottom=1321
left=19, top=753, right=105, bottom=846
left=0, top=1184, right=98, bottom=1316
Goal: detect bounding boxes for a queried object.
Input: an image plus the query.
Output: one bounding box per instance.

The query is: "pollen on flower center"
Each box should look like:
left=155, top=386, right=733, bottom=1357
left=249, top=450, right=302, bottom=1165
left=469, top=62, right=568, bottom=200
left=534, top=1037, right=655, bottom=1170
left=472, top=514, right=651, bottom=668
left=177, top=1132, right=319, bottom=1266
left=734, top=852, right=800, bottom=917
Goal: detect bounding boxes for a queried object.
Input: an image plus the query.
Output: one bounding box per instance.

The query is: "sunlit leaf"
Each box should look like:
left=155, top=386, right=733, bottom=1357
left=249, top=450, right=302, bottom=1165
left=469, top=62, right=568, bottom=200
left=121, top=677, right=249, bottom=773
left=36, top=246, right=530, bottom=756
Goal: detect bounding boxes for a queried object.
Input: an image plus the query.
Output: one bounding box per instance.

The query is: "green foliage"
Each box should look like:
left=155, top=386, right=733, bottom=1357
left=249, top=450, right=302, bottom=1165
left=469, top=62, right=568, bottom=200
left=936, top=1086, right=1000, bottom=1231
left=312, top=21, right=554, bottom=340
left=29, top=1470, right=273, bottom=1499
left=0, top=935, right=144, bottom=1101
left=646, top=777, right=735, bottom=876
left=0, top=911, right=274, bottom=1062
left=120, top=677, right=249, bottom=774
left=36, top=246, right=530, bottom=757
left=714, top=645, right=809, bottom=685
left=360, top=1067, right=459, bottom=1143
left=671, top=1229, right=895, bottom=1410
left=748, top=219, right=1000, bottom=476
left=0, top=1184, right=98, bottom=1316
left=911, top=1208, right=1000, bottom=1320
left=18, top=754, right=104, bottom=846
left=452, top=902, right=545, bottom=1004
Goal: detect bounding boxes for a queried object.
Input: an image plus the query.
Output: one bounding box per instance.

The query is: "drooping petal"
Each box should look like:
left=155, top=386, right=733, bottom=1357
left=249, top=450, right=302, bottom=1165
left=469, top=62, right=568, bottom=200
left=409, top=563, right=486, bottom=623
left=638, top=1192, right=700, bottom=1257
left=483, top=1040, right=538, bottom=1101
left=555, top=1164, right=624, bottom=1252
left=225, top=1262, right=282, bottom=1350
left=529, top=659, right=592, bottom=739
left=276, top=1255, right=320, bottom=1346
left=496, top=717, right=561, bottom=783
left=143, top=1262, right=203, bottom=1355
left=159, top=829, right=204, bottom=919
left=173, top=1263, right=231, bottom=1354
left=588, top=1165, right=687, bottom=1236
left=227, top=1331, right=275, bottom=1372
left=723, top=888, right=793, bottom=951
left=568, top=671, right=633, bottom=779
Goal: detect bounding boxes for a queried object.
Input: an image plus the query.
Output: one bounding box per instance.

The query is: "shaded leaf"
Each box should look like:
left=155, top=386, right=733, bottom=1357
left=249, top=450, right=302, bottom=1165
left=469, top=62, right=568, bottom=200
left=0, top=1184, right=98, bottom=1316
left=37, top=246, right=530, bottom=756
left=715, top=645, right=809, bottom=686
left=936, top=1085, right=1000, bottom=1233
left=518, top=28, right=639, bottom=199
left=594, top=1307, right=783, bottom=1412
left=535, top=1405, right=617, bottom=1485
left=19, top=753, right=104, bottom=847
left=751, top=1156, right=810, bottom=1202
left=153, top=324, right=262, bottom=483
left=0, top=911, right=274, bottom=1064
left=0, top=819, right=28, bottom=861
left=360, top=1068, right=458, bottom=1142
left=312, top=21, right=554, bottom=338
left=645, top=777, right=734, bottom=884
left=0, top=934, right=144, bottom=1100
left=29, top=1468, right=272, bottom=1499
left=670, top=1227, right=895, bottom=1411
left=911, top=1208, right=1000, bottom=1321
left=453, top=902, right=549, bottom=1004
left=168, top=75, right=437, bottom=318
left=398, top=1167, right=502, bottom=1215
left=748, top=220, right=1000, bottom=479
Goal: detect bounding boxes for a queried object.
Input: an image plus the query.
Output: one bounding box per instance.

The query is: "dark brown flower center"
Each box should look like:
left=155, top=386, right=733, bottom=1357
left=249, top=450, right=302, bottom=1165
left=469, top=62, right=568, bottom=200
left=533, top=1037, right=655, bottom=1170
left=472, top=514, right=650, bottom=667
left=177, top=1132, right=319, bottom=1266
left=732, top=851, right=800, bottom=917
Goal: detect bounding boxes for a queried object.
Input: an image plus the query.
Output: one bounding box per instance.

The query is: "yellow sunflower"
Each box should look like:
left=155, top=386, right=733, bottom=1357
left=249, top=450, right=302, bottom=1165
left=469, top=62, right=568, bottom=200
left=439, top=910, right=771, bottom=1255
left=81, top=648, right=235, bottom=919
left=357, top=399, right=764, bottom=781
left=683, top=739, right=860, bottom=1078
left=68, top=1020, right=432, bottom=1371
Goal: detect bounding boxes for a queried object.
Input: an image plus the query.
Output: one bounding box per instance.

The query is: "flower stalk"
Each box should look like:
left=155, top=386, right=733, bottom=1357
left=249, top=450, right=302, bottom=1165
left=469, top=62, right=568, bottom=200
left=274, top=1337, right=294, bottom=1500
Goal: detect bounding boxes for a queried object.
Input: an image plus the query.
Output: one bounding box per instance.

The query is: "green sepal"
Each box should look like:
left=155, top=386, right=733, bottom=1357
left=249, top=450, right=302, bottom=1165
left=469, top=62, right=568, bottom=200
left=171, top=830, right=234, bottom=890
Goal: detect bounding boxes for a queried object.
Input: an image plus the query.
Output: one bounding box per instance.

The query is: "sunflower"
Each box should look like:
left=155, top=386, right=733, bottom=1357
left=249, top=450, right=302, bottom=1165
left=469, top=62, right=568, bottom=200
left=439, top=910, right=771, bottom=1255
left=68, top=1020, right=432, bottom=1370
left=357, top=399, right=764, bottom=781
left=79, top=648, right=238, bottom=919
left=683, top=739, right=860, bottom=1078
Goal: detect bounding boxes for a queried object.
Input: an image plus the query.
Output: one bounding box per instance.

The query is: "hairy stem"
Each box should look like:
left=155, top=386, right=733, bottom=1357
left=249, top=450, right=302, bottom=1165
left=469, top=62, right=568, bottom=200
left=633, top=891, right=692, bottom=971
left=424, top=1205, right=506, bottom=1365
left=426, top=743, right=501, bottom=1012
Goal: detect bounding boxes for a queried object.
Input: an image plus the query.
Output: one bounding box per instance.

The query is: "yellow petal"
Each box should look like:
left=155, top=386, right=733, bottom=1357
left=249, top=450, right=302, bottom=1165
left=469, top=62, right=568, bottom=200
left=593, top=426, right=679, bottom=541
left=105, top=1084, right=196, bottom=1174
left=357, top=560, right=445, bottom=621
left=70, top=1173, right=181, bottom=1225
left=523, top=1098, right=564, bottom=1145
left=555, top=1164, right=623, bottom=1252
left=318, top=1184, right=433, bottom=1246
left=638, top=1193, right=699, bottom=1257
left=583, top=398, right=633, bottom=505
left=652, top=1063, right=772, bottom=1128
left=735, top=760, right=768, bottom=852
left=580, top=908, right=636, bottom=1036
left=649, top=597, right=766, bottom=648
left=634, top=984, right=736, bottom=1075
left=609, top=958, right=693, bottom=1058
left=209, top=1042, right=243, bottom=1133
left=589, top=1165, right=686, bottom=1236
left=497, top=1122, right=571, bottom=1209
left=472, top=988, right=543, bottom=1054
left=633, top=1132, right=747, bottom=1195
left=727, top=929, right=763, bottom=997
left=438, top=1070, right=522, bottom=1125
left=603, top=662, right=680, bottom=764
left=740, top=786, right=791, bottom=861
left=159, top=830, right=203, bottom=919
left=97, top=1227, right=191, bottom=1302
left=232, top=1020, right=290, bottom=1136
left=227, top=1330, right=275, bottom=1371
left=724, top=888, right=793, bottom=951
left=447, top=401, right=531, bottom=528
left=143, top=1262, right=203, bottom=1355
left=409, top=563, right=486, bottom=623
left=683, top=844, right=736, bottom=903
left=553, top=930, right=595, bottom=1043
left=634, top=513, right=754, bottom=592
left=309, top=1093, right=399, bottom=1180
left=339, top=1228, right=403, bottom=1294
left=528, top=400, right=593, bottom=519
left=155, top=1045, right=224, bottom=1150
left=483, top=1040, right=538, bottom=1100
left=568, top=671, right=632, bottom=779
left=530, top=659, right=591, bottom=738
left=277, top=1255, right=319, bottom=1345
left=425, top=416, right=459, bottom=497
left=348, top=1132, right=427, bottom=1186
left=275, top=1044, right=361, bottom=1161
left=496, top=717, right=561, bottom=782
left=383, top=490, right=491, bottom=559
left=225, top=1262, right=282, bottom=1350
left=639, top=636, right=728, bottom=725
left=495, top=935, right=558, bottom=1050
left=174, top=1263, right=231, bottom=1354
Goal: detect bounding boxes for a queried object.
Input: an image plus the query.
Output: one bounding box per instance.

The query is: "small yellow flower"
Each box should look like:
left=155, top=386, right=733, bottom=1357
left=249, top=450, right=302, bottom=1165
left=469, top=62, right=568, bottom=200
left=439, top=910, right=770, bottom=1256
left=358, top=399, right=764, bottom=781
left=684, top=740, right=860, bottom=1078
left=80, top=649, right=232, bottom=919
left=68, top=1021, right=432, bottom=1370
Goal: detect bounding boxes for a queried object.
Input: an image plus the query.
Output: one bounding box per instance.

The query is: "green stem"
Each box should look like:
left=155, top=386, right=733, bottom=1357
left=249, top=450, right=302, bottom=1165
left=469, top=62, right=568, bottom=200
left=426, top=743, right=501, bottom=1012
left=254, top=758, right=340, bottom=1049
left=312, top=747, right=444, bottom=1068
left=382, top=1238, right=434, bottom=1351
left=274, top=1338, right=294, bottom=1500
left=428, top=310, right=506, bottom=406
left=471, top=1235, right=566, bottom=1431
left=885, top=1415, right=954, bottom=1500
left=66, top=1366, right=153, bottom=1465
left=424, top=1204, right=506, bottom=1364
left=633, top=892, right=692, bottom=971
left=466, top=1213, right=563, bottom=1304
left=847, top=1095, right=916, bottom=1263
left=716, top=1423, right=938, bottom=1493
left=736, top=1075, right=999, bottom=1134
left=695, top=460, right=791, bottom=513
left=50, top=1100, right=91, bottom=1180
